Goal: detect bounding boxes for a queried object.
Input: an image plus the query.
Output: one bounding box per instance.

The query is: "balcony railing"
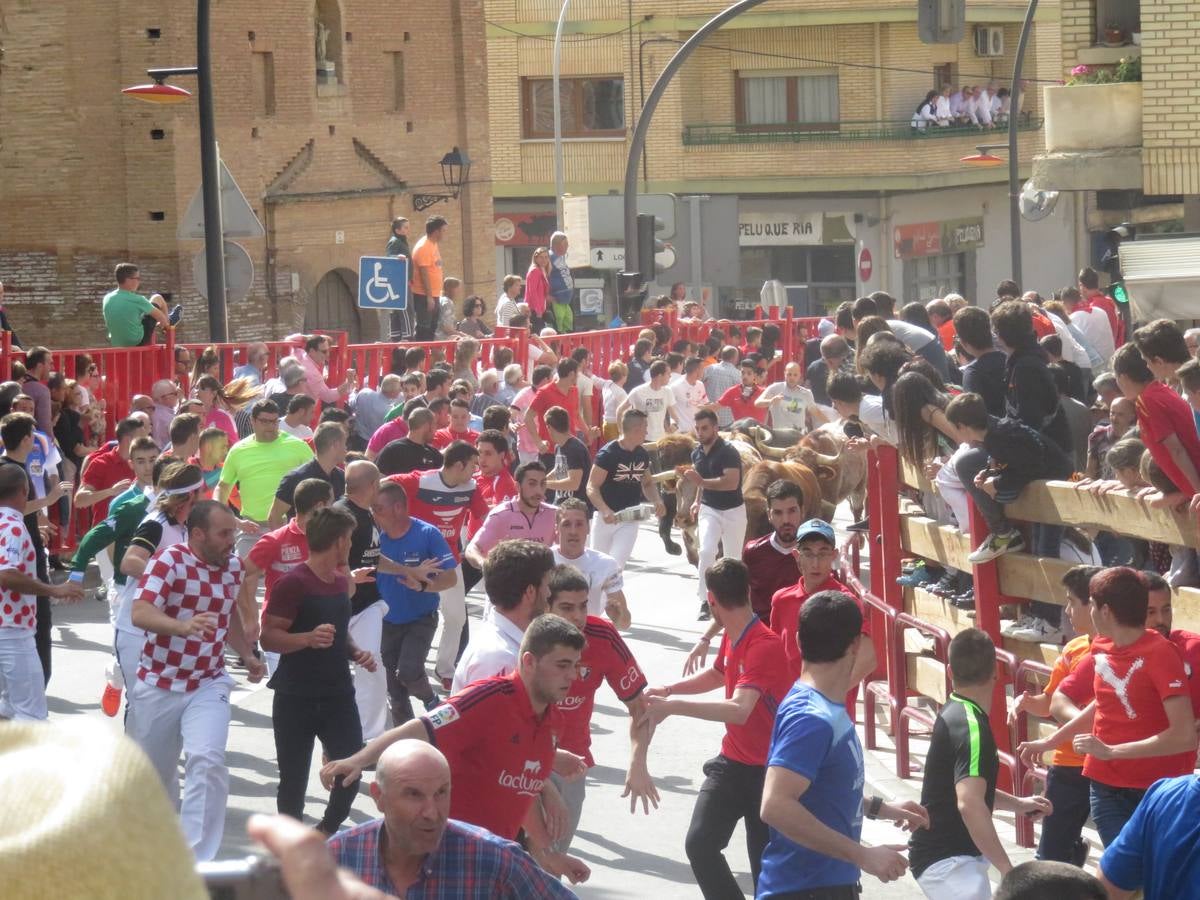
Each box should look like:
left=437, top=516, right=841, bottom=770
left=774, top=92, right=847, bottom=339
left=682, top=117, right=1044, bottom=146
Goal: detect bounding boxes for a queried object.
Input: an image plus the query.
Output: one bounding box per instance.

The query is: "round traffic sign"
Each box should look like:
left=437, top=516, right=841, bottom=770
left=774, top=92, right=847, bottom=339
left=858, top=248, right=873, bottom=283
left=193, top=240, right=254, bottom=303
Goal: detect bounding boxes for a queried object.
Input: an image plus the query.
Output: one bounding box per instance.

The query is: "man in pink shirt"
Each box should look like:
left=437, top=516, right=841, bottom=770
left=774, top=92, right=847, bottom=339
left=511, top=364, right=554, bottom=464
left=463, top=460, right=557, bottom=570
left=366, top=415, right=409, bottom=461
left=295, top=334, right=357, bottom=405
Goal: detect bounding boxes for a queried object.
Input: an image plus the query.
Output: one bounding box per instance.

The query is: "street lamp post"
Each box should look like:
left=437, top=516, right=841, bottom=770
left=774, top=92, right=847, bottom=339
left=552, top=0, right=572, bottom=231
left=122, top=0, right=226, bottom=343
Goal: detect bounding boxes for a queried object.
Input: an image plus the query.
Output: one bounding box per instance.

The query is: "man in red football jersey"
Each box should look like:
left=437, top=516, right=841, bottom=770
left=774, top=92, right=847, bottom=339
left=321, top=614, right=591, bottom=884
left=1143, top=570, right=1200, bottom=715
left=546, top=565, right=659, bottom=852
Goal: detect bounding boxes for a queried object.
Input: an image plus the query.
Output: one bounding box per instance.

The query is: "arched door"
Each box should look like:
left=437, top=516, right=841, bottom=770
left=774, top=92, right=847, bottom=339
left=307, top=268, right=363, bottom=342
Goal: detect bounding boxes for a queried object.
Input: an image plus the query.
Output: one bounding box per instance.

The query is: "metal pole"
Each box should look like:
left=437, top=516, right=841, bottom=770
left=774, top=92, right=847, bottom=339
left=553, top=0, right=571, bottom=231
left=1008, top=0, right=1039, bottom=290
left=197, top=0, right=227, bottom=343
left=623, top=0, right=768, bottom=282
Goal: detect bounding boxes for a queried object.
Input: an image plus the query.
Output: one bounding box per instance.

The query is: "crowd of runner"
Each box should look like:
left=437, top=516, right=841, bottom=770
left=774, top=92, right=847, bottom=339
left=0, top=261, right=1197, bottom=899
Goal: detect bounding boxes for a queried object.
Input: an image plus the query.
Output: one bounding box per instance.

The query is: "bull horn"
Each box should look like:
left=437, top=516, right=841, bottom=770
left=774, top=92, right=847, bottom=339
left=809, top=451, right=838, bottom=466
left=757, top=444, right=789, bottom=461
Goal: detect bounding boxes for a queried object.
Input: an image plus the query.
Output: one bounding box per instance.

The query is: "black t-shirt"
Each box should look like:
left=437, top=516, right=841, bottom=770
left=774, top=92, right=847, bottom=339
left=806, top=359, right=832, bottom=406
left=334, top=497, right=381, bottom=615
left=264, top=564, right=354, bottom=697
left=626, top=358, right=649, bottom=389
left=540, top=436, right=592, bottom=508
left=275, top=459, right=346, bottom=511
left=376, top=438, right=443, bottom=477
left=691, top=437, right=744, bottom=510
left=961, top=350, right=1008, bottom=419
left=592, top=440, right=650, bottom=512
left=268, top=390, right=296, bottom=414
left=908, top=694, right=998, bottom=878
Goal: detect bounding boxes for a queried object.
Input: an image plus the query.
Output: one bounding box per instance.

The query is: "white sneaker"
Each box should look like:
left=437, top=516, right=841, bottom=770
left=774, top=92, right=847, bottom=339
left=1006, top=617, right=1065, bottom=644
left=1001, top=614, right=1033, bottom=638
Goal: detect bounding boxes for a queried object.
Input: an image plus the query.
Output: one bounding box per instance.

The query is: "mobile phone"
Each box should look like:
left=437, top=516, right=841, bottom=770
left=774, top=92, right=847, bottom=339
left=198, top=856, right=288, bottom=900
left=843, top=420, right=865, bottom=439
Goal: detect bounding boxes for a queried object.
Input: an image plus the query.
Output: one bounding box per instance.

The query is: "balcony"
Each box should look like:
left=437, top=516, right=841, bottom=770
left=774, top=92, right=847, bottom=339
left=1032, top=83, right=1142, bottom=192
left=682, top=118, right=1044, bottom=146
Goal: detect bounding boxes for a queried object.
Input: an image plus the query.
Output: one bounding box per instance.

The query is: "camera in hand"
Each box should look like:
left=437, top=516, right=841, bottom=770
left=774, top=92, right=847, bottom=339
left=199, top=856, right=288, bottom=900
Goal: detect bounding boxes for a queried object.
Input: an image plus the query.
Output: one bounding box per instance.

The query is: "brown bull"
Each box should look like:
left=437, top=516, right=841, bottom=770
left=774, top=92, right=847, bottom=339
left=742, top=459, right=824, bottom=543
left=786, top=424, right=868, bottom=522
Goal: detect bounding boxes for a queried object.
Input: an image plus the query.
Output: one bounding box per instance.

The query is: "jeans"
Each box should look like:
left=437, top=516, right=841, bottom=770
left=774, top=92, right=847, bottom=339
left=685, top=754, right=768, bottom=899
left=380, top=614, right=438, bottom=724
left=272, top=690, right=363, bottom=833
left=1030, top=524, right=1063, bottom=626
left=412, top=294, right=436, bottom=340
left=953, top=447, right=1004, bottom=532
left=1036, top=765, right=1092, bottom=862
left=1089, top=781, right=1146, bottom=847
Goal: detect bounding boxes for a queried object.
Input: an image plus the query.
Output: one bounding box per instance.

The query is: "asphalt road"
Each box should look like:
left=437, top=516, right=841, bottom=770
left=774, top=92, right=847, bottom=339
left=39, top=516, right=1048, bottom=898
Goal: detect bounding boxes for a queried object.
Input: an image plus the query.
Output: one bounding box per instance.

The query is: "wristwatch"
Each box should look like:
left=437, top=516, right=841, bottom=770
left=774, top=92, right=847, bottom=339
left=865, top=795, right=884, bottom=819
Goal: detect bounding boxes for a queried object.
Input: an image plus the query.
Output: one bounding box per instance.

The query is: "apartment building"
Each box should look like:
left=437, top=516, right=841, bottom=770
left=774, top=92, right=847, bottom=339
left=486, top=0, right=1079, bottom=322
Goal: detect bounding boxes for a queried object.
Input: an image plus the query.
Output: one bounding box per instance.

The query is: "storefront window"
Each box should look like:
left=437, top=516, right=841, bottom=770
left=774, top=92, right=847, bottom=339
left=904, top=253, right=968, bottom=301
left=733, top=245, right=855, bottom=317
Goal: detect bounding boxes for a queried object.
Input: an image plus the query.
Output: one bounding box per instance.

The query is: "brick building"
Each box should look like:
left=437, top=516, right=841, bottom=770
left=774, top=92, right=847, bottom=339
left=0, top=1, right=494, bottom=347
left=487, top=0, right=1081, bottom=321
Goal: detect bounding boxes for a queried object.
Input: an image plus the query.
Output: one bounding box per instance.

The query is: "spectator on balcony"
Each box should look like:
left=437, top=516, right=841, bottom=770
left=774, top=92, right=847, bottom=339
left=948, top=85, right=969, bottom=123
left=385, top=216, right=412, bottom=340
left=102, top=263, right=178, bottom=348
left=934, top=85, right=953, bottom=126
left=966, top=85, right=994, bottom=128
left=233, top=342, right=270, bottom=388
left=295, top=334, right=355, bottom=405
left=548, top=232, right=575, bottom=334
left=911, top=90, right=939, bottom=131
left=451, top=338, right=480, bottom=391
left=525, top=250, right=551, bottom=332
left=434, top=278, right=467, bottom=342
left=496, top=274, right=525, bottom=329
left=992, top=87, right=1011, bottom=125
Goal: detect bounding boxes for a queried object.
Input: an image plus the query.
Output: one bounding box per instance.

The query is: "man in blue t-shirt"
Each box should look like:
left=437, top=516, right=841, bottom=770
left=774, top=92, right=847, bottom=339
left=1100, top=774, right=1200, bottom=899
left=372, top=480, right=457, bottom=725
left=548, top=231, right=575, bottom=333
left=759, top=590, right=928, bottom=898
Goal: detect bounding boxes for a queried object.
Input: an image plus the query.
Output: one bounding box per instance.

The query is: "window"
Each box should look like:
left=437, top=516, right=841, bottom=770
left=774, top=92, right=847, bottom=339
left=736, top=72, right=839, bottom=129
left=905, top=253, right=970, bottom=301
left=252, top=51, right=275, bottom=117
left=390, top=50, right=406, bottom=112
left=522, top=77, right=625, bottom=138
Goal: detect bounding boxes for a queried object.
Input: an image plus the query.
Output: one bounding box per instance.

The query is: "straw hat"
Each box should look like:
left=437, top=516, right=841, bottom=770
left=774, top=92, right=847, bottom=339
left=0, top=720, right=207, bottom=899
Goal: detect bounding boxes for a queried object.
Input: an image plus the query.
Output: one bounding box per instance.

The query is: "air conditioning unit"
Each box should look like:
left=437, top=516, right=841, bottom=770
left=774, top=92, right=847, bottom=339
left=974, top=25, right=1004, bottom=57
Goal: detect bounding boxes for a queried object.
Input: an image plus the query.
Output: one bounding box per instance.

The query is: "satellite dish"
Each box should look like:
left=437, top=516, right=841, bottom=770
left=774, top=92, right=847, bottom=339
left=1019, top=180, right=1059, bottom=222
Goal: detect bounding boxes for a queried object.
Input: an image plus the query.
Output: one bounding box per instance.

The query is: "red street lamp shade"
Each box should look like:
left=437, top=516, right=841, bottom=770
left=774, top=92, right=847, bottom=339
left=960, top=150, right=1005, bottom=167
left=122, top=82, right=192, bottom=104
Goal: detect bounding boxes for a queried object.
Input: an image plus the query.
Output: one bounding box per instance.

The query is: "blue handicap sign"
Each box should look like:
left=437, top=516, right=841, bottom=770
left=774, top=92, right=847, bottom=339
left=357, top=256, right=409, bottom=310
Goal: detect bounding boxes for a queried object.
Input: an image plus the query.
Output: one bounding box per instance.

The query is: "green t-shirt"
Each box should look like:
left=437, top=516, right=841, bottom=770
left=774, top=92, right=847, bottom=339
left=102, top=288, right=155, bottom=347
left=383, top=402, right=407, bottom=423
left=219, top=433, right=314, bottom=520
left=72, top=489, right=150, bottom=585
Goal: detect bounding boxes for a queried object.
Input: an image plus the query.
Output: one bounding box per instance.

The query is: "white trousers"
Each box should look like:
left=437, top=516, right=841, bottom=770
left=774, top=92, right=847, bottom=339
left=916, top=854, right=993, bottom=900
left=433, top=567, right=465, bottom=681
left=114, top=628, right=144, bottom=698
left=349, top=600, right=389, bottom=741
left=0, top=633, right=47, bottom=720
left=126, top=676, right=233, bottom=862
left=696, top=504, right=748, bottom=602
left=589, top=515, right=640, bottom=570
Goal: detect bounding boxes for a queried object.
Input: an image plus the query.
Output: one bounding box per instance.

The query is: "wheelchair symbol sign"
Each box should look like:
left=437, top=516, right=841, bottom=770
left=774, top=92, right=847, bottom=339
left=358, top=256, right=409, bottom=310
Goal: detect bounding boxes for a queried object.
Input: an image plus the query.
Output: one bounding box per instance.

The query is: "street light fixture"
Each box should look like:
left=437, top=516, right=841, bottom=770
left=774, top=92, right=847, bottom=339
left=121, top=81, right=193, bottom=104
left=961, top=144, right=1006, bottom=167
left=413, top=147, right=472, bottom=212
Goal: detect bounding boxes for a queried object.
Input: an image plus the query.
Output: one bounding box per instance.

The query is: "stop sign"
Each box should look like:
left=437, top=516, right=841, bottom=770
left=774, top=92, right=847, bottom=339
left=858, top=248, right=873, bottom=283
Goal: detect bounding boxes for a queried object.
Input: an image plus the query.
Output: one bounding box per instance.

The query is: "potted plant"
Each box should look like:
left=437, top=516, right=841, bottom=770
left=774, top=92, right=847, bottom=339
left=1044, top=58, right=1142, bottom=151
left=1104, top=21, right=1125, bottom=44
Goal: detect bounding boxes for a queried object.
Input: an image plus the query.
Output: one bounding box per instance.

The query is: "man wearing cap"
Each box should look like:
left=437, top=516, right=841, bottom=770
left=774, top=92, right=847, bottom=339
left=769, top=518, right=875, bottom=711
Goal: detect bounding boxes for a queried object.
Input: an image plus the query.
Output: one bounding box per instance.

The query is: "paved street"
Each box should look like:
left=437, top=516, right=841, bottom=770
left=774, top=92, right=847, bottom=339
left=42, top=516, right=1044, bottom=898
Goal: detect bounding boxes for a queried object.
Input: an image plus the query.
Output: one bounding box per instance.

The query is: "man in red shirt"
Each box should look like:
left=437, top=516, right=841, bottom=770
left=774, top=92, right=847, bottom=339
left=238, top=479, right=332, bottom=664
left=547, top=565, right=658, bottom=852
left=1079, top=265, right=1124, bottom=348
left=769, top=519, right=875, bottom=706
left=1019, top=567, right=1198, bottom=847
left=74, top=416, right=146, bottom=519
left=432, top=399, right=480, bottom=450
left=1143, top=571, right=1200, bottom=715
left=321, top=613, right=591, bottom=884
left=717, top=359, right=766, bottom=424
left=389, top=441, right=489, bottom=685
left=525, top=358, right=582, bottom=453
left=641, top=558, right=793, bottom=899
left=461, top=428, right=517, bottom=595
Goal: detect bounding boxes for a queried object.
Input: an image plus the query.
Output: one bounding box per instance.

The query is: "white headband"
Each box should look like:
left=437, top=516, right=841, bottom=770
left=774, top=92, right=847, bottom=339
left=159, top=480, right=205, bottom=497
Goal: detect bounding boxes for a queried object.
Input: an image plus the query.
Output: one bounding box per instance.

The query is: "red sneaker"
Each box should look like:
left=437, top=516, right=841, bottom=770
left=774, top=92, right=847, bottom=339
left=101, top=683, right=122, bottom=717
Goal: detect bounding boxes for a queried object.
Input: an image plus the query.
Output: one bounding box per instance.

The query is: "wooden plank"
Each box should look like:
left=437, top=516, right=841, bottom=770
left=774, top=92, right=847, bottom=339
left=907, top=654, right=949, bottom=705
left=1002, top=636, right=1063, bottom=668
left=1174, top=587, right=1200, bottom=635
left=899, top=512, right=973, bottom=572
left=905, top=586, right=975, bottom=635
left=899, top=457, right=935, bottom=494
left=1006, top=480, right=1200, bottom=547
left=996, top=553, right=1069, bottom=608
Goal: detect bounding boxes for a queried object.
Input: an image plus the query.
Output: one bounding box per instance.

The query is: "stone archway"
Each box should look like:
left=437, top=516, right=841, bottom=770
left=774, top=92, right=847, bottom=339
left=307, top=268, right=363, bottom=342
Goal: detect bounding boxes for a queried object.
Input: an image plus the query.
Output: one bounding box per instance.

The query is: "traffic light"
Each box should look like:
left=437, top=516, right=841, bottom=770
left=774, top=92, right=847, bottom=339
left=617, top=271, right=648, bottom=324
left=637, top=214, right=668, bottom=279
left=1102, top=222, right=1135, bottom=282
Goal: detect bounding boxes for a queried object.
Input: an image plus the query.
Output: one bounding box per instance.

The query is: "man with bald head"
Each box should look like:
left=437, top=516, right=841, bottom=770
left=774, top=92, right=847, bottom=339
left=756, top=361, right=818, bottom=432
left=328, top=740, right=574, bottom=897
left=335, top=459, right=389, bottom=741
left=150, top=379, right=181, bottom=446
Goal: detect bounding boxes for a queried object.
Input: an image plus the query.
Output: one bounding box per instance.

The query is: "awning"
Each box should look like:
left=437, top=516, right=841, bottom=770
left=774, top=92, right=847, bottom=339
left=1119, top=235, right=1200, bottom=321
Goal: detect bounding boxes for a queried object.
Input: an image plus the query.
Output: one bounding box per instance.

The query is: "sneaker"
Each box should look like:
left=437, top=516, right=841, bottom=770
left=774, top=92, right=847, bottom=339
left=697, top=602, right=711, bottom=622
left=101, top=683, right=122, bottom=717
left=168, top=304, right=183, bottom=326
left=897, top=564, right=940, bottom=587
left=929, top=572, right=959, bottom=597
left=1006, top=617, right=1065, bottom=644
left=967, top=529, right=1025, bottom=563
left=1072, top=837, right=1090, bottom=868
left=1001, top=614, right=1034, bottom=637
left=951, top=590, right=975, bottom=611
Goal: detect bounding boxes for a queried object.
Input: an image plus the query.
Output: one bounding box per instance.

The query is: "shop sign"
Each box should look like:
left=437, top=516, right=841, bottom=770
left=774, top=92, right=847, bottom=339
left=738, top=212, right=824, bottom=247
left=493, top=212, right=557, bottom=247
left=894, top=217, right=984, bottom=259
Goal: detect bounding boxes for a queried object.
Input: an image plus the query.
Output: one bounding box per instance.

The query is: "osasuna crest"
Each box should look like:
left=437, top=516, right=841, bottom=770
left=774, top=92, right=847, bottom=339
left=578, top=666, right=592, bottom=680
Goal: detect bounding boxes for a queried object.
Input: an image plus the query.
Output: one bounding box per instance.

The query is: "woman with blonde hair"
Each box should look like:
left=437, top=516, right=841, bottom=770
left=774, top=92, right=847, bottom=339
left=451, top=338, right=481, bottom=390
left=524, top=247, right=551, bottom=332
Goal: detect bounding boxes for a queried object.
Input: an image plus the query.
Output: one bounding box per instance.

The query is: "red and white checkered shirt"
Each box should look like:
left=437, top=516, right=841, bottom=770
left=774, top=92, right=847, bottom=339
left=0, top=507, right=37, bottom=633
left=135, top=543, right=243, bottom=692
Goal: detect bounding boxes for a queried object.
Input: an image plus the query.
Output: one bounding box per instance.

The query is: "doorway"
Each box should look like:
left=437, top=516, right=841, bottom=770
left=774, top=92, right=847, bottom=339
left=308, top=268, right=364, bottom=342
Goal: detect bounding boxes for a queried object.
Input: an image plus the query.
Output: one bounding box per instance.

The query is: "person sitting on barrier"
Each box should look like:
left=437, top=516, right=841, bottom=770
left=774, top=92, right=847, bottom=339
left=102, top=262, right=180, bottom=348
left=944, top=392, right=1074, bottom=643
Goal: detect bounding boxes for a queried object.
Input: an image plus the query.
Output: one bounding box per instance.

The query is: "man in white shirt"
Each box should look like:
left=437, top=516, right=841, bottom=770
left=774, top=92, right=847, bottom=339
left=619, top=361, right=679, bottom=442
left=552, top=498, right=629, bottom=629
left=670, top=357, right=709, bottom=435
left=755, top=362, right=816, bottom=433
left=948, top=86, right=968, bottom=123
left=1063, top=286, right=1115, bottom=366
left=934, top=85, right=952, bottom=126
left=451, top=539, right=555, bottom=693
